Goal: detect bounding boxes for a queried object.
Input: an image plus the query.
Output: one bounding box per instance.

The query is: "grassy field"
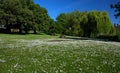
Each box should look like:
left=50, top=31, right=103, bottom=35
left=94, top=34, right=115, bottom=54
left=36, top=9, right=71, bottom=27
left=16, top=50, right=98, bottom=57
left=0, top=34, right=120, bottom=73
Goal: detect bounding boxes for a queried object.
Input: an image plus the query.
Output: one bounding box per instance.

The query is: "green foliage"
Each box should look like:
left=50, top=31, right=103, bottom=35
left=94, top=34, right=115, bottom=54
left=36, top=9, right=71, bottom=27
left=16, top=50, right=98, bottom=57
left=110, top=1, right=120, bottom=41
left=56, top=13, right=68, bottom=34
left=0, top=0, right=117, bottom=38
left=111, top=1, right=120, bottom=18
left=0, top=0, right=52, bottom=34
left=56, top=10, right=116, bottom=38
left=115, top=30, right=120, bottom=41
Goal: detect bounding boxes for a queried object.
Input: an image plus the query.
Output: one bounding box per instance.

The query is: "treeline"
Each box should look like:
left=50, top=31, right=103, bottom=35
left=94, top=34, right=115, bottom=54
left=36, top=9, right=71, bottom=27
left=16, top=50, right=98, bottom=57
left=56, top=11, right=116, bottom=38
left=0, top=0, right=118, bottom=40
left=0, top=0, right=54, bottom=34
left=111, top=1, right=120, bottom=41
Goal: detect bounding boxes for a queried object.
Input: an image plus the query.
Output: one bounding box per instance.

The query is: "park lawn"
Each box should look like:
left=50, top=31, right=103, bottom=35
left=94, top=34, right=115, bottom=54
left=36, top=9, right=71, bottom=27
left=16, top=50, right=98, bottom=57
left=0, top=34, right=59, bottom=40
left=0, top=34, right=120, bottom=73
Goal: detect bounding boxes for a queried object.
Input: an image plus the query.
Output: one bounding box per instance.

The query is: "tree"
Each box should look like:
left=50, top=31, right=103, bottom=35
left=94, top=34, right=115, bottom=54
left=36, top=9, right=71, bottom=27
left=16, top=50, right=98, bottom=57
left=0, top=0, right=51, bottom=34
left=111, top=1, right=120, bottom=41
left=56, top=10, right=116, bottom=37
left=56, top=13, right=68, bottom=34
left=111, top=1, right=120, bottom=18
left=69, top=11, right=81, bottom=36
left=48, top=19, right=56, bottom=35
left=20, top=8, right=34, bottom=33
left=29, top=3, right=51, bottom=34
left=0, top=0, right=22, bottom=33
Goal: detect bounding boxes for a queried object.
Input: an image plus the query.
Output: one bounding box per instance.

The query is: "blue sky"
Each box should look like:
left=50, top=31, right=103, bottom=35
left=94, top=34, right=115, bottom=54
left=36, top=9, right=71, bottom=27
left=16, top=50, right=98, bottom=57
left=34, top=0, right=120, bottom=24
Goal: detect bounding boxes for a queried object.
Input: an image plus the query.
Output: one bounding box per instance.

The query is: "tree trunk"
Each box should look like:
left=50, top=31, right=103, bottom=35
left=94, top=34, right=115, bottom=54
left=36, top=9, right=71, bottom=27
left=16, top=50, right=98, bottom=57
left=33, top=29, right=37, bottom=34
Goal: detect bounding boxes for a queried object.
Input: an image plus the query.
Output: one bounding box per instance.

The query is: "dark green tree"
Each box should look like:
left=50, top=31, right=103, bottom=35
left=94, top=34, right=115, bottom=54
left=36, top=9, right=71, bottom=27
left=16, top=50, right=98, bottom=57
left=56, top=13, right=68, bottom=34
left=56, top=10, right=116, bottom=37
left=0, top=0, right=51, bottom=34
left=111, top=1, right=120, bottom=18
left=0, top=0, right=22, bottom=33
left=111, top=1, right=120, bottom=41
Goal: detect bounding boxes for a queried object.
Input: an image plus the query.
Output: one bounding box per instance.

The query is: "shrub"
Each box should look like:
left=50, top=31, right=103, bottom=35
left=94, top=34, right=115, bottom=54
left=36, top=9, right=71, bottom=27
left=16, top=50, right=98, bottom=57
left=116, top=30, right=120, bottom=42
left=97, top=35, right=117, bottom=41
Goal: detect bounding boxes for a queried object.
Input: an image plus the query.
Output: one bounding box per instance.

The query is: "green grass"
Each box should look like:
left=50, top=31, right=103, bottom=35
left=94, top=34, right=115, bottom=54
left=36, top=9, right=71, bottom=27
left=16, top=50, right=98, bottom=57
left=0, top=34, right=120, bottom=73
left=0, top=34, right=58, bottom=40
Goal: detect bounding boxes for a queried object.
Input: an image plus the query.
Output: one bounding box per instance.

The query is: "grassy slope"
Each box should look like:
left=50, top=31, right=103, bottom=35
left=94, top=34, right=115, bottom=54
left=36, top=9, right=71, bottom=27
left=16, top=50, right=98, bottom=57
left=0, top=34, right=58, bottom=40
left=0, top=34, right=120, bottom=73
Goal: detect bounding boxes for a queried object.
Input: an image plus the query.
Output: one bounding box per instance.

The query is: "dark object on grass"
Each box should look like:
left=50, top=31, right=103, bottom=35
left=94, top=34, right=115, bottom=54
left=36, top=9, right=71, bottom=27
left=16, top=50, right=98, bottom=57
left=59, top=32, right=65, bottom=38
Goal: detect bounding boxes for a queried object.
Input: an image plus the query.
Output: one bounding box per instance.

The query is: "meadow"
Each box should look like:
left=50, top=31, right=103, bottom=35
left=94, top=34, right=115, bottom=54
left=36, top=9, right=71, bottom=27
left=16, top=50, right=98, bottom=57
left=0, top=34, right=120, bottom=73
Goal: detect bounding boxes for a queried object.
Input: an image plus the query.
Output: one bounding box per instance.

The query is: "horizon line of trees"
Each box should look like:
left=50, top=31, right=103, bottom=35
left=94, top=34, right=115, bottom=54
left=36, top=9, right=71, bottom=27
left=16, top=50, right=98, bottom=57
left=0, top=0, right=54, bottom=34
left=0, top=0, right=119, bottom=39
left=56, top=10, right=116, bottom=37
left=110, top=1, right=120, bottom=41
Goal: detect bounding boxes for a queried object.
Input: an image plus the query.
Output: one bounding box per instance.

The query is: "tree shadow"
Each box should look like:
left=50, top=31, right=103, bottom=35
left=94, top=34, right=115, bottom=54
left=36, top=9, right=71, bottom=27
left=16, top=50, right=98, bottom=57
left=64, top=36, right=90, bottom=40
left=64, top=36, right=120, bottom=43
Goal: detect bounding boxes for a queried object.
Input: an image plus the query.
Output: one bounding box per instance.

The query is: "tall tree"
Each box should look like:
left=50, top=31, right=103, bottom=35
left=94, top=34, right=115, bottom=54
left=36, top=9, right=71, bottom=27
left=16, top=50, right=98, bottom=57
left=111, top=1, right=120, bottom=18
left=0, top=0, right=22, bottom=33
left=56, top=10, right=116, bottom=37
left=56, top=13, right=68, bottom=34
left=0, top=0, right=51, bottom=34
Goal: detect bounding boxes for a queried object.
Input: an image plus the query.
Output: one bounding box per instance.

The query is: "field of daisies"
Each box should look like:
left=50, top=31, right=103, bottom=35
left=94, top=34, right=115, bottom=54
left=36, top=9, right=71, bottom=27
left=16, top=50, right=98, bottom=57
left=0, top=34, right=120, bottom=73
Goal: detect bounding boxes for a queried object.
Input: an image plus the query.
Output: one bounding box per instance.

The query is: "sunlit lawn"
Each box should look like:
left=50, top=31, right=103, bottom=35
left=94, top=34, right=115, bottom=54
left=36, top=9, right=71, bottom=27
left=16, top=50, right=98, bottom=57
left=0, top=34, right=120, bottom=73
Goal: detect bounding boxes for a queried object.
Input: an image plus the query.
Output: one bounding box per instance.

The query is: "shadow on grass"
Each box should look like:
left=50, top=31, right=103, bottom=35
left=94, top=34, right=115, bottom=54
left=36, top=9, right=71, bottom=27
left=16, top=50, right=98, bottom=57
left=64, top=36, right=90, bottom=40
left=64, top=36, right=120, bottom=43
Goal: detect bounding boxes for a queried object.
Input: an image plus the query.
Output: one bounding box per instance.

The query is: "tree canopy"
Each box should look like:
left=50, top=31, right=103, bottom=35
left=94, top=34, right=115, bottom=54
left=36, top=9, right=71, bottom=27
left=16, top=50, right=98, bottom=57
left=0, top=0, right=52, bottom=34
left=111, top=1, right=120, bottom=18
left=0, top=0, right=116, bottom=38
left=56, top=10, right=116, bottom=37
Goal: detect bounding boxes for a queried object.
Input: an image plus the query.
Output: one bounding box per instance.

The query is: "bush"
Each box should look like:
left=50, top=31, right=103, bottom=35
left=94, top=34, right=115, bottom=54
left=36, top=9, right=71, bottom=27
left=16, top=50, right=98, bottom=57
left=97, top=30, right=120, bottom=42
left=116, top=31, right=120, bottom=42
left=97, top=35, right=118, bottom=41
